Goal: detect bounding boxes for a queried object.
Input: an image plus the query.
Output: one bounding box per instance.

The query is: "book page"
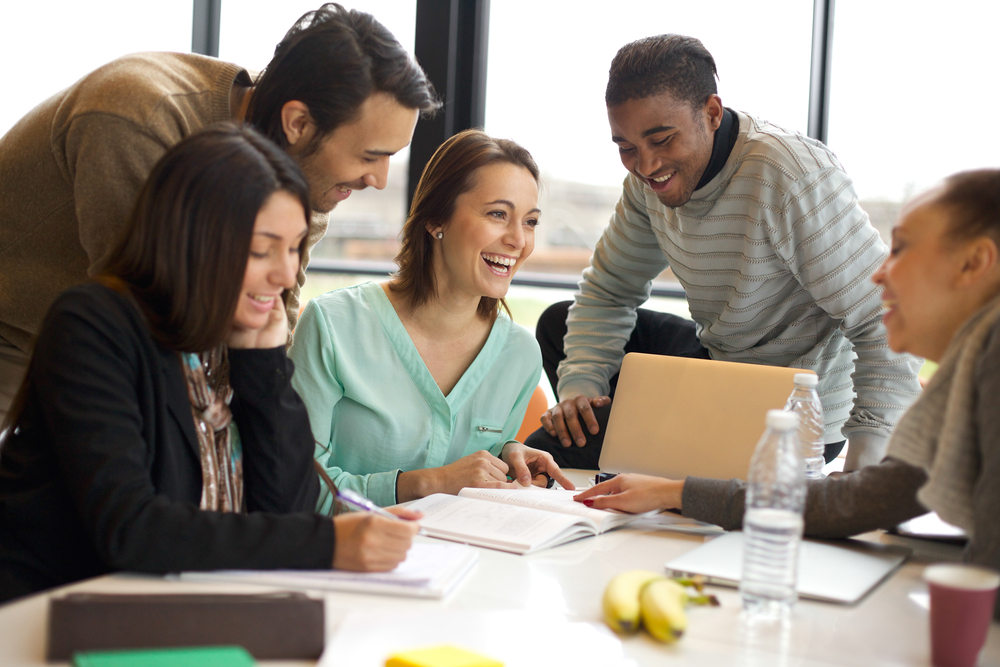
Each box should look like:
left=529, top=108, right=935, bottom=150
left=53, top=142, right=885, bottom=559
left=408, top=493, right=595, bottom=554
left=457, top=487, right=652, bottom=532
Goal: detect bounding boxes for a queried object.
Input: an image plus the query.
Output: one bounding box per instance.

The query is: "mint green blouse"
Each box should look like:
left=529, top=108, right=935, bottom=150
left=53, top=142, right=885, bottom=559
left=288, top=282, right=542, bottom=511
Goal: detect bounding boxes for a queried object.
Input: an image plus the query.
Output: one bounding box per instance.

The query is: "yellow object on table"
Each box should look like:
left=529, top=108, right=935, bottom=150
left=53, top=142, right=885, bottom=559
left=385, top=644, right=503, bottom=667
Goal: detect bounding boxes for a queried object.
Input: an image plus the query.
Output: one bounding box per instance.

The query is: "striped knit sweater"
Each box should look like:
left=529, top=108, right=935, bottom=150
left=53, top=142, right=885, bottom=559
left=558, top=111, right=922, bottom=470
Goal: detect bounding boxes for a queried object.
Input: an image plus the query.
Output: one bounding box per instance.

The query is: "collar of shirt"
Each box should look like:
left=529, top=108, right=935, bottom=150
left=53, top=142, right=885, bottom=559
left=694, top=106, right=739, bottom=192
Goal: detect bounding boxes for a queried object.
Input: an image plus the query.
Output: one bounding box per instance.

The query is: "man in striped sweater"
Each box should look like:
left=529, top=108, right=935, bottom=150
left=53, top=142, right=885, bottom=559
left=532, top=34, right=921, bottom=472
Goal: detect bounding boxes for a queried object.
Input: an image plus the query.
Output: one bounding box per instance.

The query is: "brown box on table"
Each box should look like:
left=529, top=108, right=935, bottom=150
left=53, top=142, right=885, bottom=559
left=46, top=592, right=324, bottom=662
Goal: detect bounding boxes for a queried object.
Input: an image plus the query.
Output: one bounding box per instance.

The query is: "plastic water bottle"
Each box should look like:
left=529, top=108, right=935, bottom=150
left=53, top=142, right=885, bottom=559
left=740, top=409, right=806, bottom=618
left=784, top=373, right=825, bottom=479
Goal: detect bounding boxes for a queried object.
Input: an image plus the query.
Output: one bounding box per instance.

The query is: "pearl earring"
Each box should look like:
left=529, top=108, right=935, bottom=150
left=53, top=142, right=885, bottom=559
left=436, top=232, right=443, bottom=239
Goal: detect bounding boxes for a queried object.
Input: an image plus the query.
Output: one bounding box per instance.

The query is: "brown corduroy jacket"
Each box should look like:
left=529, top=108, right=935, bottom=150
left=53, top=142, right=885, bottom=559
left=0, top=51, right=327, bottom=352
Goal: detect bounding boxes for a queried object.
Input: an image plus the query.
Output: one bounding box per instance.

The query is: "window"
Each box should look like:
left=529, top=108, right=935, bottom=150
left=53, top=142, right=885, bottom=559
left=484, top=0, right=813, bottom=280
left=827, top=0, right=1000, bottom=242
left=0, top=1, right=193, bottom=138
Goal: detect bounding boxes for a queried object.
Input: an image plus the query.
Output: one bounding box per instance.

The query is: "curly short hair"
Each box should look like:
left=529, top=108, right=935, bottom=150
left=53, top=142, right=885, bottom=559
left=606, top=34, right=718, bottom=111
left=938, top=169, right=1000, bottom=245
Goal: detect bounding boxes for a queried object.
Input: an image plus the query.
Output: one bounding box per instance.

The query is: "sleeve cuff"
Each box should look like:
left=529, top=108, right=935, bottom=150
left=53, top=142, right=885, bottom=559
left=491, top=439, right=517, bottom=458
left=366, top=470, right=403, bottom=508
left=842, top=431, right=889, bottom=471
left=556, top=378, right=606, bottom=402
left=682, top=476, right=747, bottom=531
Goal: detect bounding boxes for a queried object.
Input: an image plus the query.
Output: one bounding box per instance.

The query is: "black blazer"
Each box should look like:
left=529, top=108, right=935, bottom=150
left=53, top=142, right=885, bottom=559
left=0, top=284, right=333, bottom=602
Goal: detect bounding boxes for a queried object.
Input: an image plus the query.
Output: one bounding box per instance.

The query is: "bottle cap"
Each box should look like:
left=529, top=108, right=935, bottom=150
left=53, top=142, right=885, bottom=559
left=766, top=409, right=798, bottom=431
left=793, top=373, right=818, bottom=387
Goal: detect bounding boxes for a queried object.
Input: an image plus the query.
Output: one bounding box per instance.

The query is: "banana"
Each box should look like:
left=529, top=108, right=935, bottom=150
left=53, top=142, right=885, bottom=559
left=640, top=578, right=689, bottom=643
left=602, top=570, right=663, bottom=634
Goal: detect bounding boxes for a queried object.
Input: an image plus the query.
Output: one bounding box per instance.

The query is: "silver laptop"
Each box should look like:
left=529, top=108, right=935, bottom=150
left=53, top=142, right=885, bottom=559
left=599, top=353, right=811, bottom=480
left=664, top=532, right=910, bottom=604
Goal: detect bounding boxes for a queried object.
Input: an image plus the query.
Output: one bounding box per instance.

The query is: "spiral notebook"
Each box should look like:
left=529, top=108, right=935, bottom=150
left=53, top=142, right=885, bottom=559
left=179, top=541, right=477, bottom=599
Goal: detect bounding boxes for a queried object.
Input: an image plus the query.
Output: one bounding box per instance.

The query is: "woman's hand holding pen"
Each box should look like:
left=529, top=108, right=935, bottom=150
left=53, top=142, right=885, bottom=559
left=332, top=506, right=422, bottom=571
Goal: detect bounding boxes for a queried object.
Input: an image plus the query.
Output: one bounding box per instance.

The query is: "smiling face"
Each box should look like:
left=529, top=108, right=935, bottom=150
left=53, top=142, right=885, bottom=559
left=872, top=189, right=993, bottom=362
left=292, top=92, right=419, bottom=213
left=608, top=91, right=722, bottom=208
left=231, top=190, right=309, bottom=332
left=431, top=162, right=540, bottom=302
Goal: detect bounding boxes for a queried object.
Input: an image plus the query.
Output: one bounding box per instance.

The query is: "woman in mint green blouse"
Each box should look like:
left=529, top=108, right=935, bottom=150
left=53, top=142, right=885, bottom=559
left=290, top=131, right=574, bottom=510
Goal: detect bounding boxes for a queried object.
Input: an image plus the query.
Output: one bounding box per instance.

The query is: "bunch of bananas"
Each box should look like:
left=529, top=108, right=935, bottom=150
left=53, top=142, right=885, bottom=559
left=602, top=570, right=719, bottom=643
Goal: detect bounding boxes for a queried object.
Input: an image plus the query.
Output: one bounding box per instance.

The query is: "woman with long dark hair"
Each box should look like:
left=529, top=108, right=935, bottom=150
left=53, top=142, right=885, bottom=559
left=291, top=129, right=573, bottom=512
left=0, top=124, right=418, bottom=603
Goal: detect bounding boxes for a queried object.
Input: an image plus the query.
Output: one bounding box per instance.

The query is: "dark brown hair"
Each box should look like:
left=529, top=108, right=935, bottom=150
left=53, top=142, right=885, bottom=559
left=606, top=34, right=718, bottom=111
left=937, top=169, right=1000, bottom=244
left=391, top=129, right=539, bottom=320
left=98, top=123, right=311, bottom=352
left=1, top=124, right=311, bottom=435
left=246, top=3, right=440, bottom=157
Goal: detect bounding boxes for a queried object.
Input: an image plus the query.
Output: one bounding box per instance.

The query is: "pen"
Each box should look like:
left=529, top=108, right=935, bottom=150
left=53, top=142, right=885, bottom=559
left=335, top=488, right=427, bottom=535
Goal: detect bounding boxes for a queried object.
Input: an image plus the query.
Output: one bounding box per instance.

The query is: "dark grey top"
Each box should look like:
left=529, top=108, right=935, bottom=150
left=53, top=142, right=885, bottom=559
left=683, top=457, right=928, bottom=537
left=683, top=315, right=1000, bottom=618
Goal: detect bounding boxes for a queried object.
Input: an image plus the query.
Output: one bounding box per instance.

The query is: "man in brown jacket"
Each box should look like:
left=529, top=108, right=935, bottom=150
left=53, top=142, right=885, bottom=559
left=0, top=5, right=439, bottom=420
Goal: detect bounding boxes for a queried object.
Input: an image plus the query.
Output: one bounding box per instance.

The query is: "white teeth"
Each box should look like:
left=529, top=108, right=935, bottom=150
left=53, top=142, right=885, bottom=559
left=481, top=253, right=517, bottom=267
left=336, top=186, right=352, bottom=193
left=250, top=294, right=274, bottom=302
left=653, top=173, right=673, bottom=183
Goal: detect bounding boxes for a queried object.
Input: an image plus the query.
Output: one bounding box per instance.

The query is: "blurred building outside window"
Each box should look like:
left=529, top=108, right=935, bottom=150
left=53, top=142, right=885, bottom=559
left=6, top=1, right=998, bottom=344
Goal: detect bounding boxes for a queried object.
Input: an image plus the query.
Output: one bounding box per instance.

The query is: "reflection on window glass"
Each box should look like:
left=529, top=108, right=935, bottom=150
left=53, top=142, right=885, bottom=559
left=484, top=0, right=812, bottom=279
left=828, top=0, right=1000, bottom=243
left=0, top=1, right=193, bottom=137
left=220, top=1, right=417, bottom=266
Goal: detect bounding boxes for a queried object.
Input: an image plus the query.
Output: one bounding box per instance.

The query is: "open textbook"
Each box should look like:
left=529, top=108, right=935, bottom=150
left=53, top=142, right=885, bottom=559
left=407, top=487, right=658, bottom=555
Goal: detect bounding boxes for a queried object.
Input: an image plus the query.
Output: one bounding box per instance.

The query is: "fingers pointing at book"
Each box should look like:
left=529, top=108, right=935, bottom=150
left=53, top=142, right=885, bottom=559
left=573, top=474, right=683, bottom=514
left=501, top=441, right=575, bottom=490
left=395, top=444, right=575, bottom=502
left=396, top=450, right=512, bottom=501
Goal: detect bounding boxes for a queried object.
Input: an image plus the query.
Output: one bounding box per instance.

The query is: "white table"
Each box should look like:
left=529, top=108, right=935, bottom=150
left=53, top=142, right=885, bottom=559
left=2, top=470, right=998, bottom=666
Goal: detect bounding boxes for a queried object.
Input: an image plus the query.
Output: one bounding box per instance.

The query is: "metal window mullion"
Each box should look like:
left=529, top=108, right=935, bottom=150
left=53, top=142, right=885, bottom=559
left=192, top=0, right=222, bottom=58
left=808, top=0, right=835, bottom=144
left=407, top=0, right=491, bottom=206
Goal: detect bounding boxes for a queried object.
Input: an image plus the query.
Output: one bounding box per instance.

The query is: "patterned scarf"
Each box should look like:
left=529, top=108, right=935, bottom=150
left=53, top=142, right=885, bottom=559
left=181, top=347, right=244, bottom=513
left=886, top=294, right=1000, bottom=536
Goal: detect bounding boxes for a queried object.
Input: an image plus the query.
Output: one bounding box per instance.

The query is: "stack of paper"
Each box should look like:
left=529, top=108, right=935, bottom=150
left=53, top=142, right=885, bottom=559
left=179, top=542, right=477, bottom=599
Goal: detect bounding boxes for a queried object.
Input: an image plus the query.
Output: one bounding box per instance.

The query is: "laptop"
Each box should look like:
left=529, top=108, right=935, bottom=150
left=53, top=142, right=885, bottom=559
left=598, top=353, right=812, bottom=481
left=664, top=532, right=911, bottom=604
